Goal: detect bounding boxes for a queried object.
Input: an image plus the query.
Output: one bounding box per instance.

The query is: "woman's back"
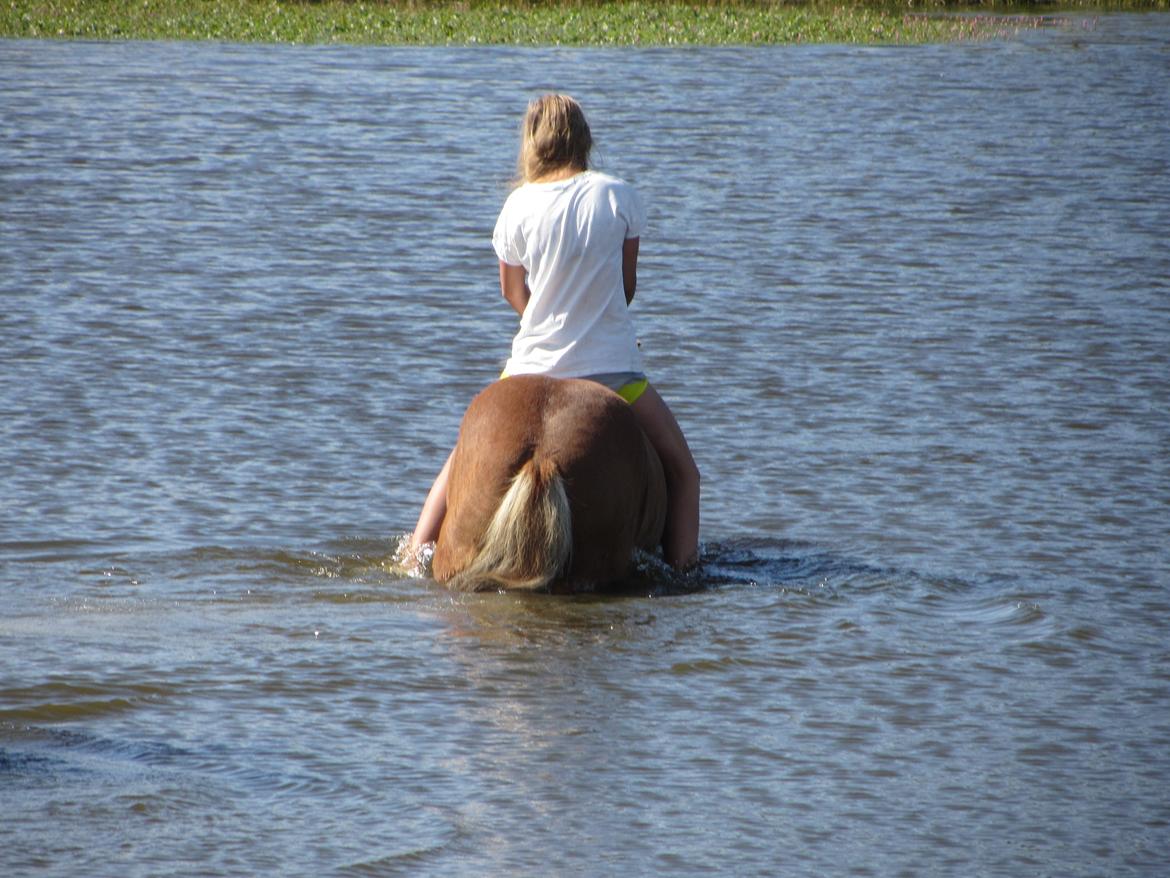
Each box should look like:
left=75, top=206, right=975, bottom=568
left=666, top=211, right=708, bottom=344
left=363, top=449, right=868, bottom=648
left=494, top=170, right=645, bottom=378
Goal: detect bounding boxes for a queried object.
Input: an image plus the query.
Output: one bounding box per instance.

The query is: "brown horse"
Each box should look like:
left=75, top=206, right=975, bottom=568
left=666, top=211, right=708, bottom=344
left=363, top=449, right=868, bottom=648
left=432, top=375, right=667, bottom=592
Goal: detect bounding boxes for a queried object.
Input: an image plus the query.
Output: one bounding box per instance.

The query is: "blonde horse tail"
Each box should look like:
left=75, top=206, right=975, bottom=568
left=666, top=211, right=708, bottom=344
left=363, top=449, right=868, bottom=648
left=448, top=457, right=572, bottom=592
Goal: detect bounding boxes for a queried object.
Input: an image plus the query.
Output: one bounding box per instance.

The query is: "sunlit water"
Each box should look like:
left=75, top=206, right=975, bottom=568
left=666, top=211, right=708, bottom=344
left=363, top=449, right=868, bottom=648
left=3, top=15, right=1169, bottom=876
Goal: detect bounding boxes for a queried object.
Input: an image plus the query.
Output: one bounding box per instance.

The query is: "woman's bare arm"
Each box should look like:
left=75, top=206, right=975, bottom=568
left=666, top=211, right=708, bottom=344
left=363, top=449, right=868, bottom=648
left=500, top=261, right=530, bottom=316
left=623, top=237, right=640, bottom=305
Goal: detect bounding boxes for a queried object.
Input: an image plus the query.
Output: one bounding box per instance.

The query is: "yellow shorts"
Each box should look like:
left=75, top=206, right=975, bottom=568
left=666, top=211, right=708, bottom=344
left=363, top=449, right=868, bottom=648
left=500, top=371, right=649, bottom=405
left=611, top=376, right=649, bottom=404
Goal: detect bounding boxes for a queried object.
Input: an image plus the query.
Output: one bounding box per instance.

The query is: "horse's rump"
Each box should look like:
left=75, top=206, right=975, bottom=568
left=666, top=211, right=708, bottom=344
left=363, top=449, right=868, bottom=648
left=432, top=375, right=666, bottom=592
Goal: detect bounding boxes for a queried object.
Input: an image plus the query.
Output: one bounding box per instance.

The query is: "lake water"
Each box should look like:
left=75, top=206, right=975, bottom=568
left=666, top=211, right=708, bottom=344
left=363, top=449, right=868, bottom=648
left=2, top=15, right=1169, bottom=876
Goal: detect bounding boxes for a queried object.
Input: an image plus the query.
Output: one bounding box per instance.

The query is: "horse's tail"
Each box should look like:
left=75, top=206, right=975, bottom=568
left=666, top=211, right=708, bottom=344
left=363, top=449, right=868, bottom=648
left=447, top=456, right=572, bottom=592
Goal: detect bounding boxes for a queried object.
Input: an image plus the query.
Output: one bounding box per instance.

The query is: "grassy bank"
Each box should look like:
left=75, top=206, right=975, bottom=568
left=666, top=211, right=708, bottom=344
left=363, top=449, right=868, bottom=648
left=1, top=0, right=1165, bottom=45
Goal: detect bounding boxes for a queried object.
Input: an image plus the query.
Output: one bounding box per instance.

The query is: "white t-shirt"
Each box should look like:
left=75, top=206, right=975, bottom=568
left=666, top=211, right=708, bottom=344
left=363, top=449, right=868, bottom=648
left=492, top=171, right=647, bottom=378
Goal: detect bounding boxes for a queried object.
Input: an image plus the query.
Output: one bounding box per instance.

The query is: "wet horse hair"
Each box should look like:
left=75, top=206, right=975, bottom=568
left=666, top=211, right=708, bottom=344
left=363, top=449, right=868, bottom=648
left=446, top=456, right=573, bottom=591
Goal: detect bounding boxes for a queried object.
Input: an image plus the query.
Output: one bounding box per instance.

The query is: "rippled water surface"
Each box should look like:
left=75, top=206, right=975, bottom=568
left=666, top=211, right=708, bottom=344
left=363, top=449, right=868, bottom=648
left=3, top=17, right=1169, bottom=876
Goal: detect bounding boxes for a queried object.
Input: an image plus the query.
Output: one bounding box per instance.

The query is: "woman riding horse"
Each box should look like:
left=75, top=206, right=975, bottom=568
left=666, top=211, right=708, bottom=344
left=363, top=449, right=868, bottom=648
left=406, top=94, right=700, bottom=578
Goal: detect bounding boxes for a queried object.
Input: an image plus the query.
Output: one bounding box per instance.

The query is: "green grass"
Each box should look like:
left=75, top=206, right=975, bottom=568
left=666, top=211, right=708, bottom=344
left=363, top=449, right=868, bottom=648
left=2, top=0, right=1166, bottom=46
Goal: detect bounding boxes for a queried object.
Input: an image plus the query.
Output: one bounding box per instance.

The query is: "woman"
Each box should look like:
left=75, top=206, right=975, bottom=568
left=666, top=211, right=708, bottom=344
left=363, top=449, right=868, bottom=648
left=407, top=94, right=699, bottom=570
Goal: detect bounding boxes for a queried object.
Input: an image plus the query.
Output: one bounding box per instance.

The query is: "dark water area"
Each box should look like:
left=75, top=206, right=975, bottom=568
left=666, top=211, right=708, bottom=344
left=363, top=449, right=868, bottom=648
left=3, top=15, right=1169, bottom=876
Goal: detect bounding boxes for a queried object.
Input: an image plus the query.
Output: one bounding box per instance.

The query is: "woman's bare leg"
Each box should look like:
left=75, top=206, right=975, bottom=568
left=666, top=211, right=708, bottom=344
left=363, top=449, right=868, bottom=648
left=629, top=384, right=700, bottom=570
left=409, top=451, right=453, bottom=553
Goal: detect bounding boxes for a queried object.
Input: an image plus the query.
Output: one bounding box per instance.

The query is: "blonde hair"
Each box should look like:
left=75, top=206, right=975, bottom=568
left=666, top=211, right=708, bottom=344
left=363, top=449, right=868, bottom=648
left=517, top=94, right=592, bottom=184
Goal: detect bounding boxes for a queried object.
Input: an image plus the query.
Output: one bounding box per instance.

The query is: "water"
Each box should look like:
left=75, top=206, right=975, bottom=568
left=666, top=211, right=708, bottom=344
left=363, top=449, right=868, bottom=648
left=3, top=15, right=1169, bottom=876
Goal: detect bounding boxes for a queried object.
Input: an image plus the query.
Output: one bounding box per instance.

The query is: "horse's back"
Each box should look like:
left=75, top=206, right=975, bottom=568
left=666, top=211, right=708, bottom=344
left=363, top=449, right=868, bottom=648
left=433, top=375, right=666, bottom=591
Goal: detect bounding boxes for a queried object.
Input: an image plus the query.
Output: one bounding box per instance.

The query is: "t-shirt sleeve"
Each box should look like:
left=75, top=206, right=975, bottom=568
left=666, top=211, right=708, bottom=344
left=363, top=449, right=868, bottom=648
left=492, top=194, right=524, bottom=265
left=621, top=183, right=647, bottom=240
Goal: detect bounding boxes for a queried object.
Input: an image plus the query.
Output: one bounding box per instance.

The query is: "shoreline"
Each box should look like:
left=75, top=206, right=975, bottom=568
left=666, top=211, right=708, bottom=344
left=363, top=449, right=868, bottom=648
left=3, top=1, right=1165, bottom=47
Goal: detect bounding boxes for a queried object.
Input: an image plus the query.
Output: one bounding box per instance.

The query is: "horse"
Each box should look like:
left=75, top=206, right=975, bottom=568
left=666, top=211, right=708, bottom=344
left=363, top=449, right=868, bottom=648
left=431, top=375, right=667, bottom=593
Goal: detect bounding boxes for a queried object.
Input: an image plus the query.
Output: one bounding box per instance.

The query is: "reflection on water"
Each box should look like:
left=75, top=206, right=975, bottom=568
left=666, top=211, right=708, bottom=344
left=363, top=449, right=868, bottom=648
left=3, top=15, right=1170, bottom=877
